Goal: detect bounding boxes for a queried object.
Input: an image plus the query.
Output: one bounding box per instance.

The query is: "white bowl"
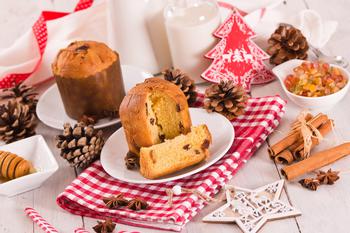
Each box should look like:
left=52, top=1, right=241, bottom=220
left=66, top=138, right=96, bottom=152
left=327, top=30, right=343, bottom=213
left=0, top=135, right=59, bottom=197
left=272, top=59, right=350, bottom=110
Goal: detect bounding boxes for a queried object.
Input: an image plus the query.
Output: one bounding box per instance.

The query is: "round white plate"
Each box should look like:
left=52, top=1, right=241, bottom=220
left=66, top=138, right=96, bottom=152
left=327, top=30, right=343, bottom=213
left=37, top=65, right=152, bottom=129
left=101, top=108, right=235, bottom=184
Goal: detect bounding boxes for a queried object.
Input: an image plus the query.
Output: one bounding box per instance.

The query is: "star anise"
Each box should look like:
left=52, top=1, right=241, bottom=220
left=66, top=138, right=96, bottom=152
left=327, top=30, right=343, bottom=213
left=299, top=178, right=320, bottom=191
left=316, top=169, right=340, bottom=185
left=126, top=198, right=148, bottom=211
left=92, top=218, right=116, bottom=233
left=103, top=193, right=129, bottom=209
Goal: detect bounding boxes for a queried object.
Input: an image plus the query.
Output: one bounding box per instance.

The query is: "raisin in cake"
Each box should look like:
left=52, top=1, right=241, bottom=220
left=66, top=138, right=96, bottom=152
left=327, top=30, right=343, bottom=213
left=140, top=124, right=212, bottom=179
left=119, top=78, right=192, bottom=155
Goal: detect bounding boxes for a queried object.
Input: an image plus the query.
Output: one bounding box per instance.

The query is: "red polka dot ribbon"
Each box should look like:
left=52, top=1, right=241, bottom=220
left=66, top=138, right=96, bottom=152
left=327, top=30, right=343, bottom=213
left=0, top=0, right=93, bottom=89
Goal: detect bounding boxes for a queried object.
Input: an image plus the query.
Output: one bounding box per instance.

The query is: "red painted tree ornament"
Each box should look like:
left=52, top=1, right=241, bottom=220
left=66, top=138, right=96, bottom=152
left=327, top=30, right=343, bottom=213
left=201, top=10, right=275, bottom=91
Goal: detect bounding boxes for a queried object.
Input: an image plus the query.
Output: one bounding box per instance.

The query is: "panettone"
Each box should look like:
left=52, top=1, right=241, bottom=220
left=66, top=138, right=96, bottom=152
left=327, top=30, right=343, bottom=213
left=140, top=124, right=211, bottom=179
left=119, top=78, right=192, bottom=155
left=52, top=40, right=125, bottom=120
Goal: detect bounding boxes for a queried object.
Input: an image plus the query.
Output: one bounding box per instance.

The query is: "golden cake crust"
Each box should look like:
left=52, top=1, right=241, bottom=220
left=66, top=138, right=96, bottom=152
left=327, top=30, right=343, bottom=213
left=119, top=78, right=192, bottom=155
left=52, top=40, right=125, bottom=120
left=52, top=40, right=118, bottom=79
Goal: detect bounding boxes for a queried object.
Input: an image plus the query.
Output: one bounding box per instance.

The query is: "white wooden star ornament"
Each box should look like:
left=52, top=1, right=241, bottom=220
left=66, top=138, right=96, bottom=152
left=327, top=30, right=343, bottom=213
left=202, top=180, right=301, bottom=233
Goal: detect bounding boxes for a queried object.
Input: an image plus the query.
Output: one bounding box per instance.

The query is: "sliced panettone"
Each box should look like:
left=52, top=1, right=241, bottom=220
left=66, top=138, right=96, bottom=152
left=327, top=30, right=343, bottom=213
left=119, top=78, right=192, bottom=156
left=140, top=124, right=212, bottom=179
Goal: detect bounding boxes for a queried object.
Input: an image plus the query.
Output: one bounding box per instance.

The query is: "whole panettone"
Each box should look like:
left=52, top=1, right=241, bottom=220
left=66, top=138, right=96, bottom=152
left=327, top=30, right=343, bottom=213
left=52, top=41, right=126, bottom=120
left=119, top=78, right=192, bottom=155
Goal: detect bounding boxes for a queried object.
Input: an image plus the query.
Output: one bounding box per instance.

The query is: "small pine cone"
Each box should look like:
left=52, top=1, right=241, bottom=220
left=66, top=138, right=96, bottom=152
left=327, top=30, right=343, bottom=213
left=125, top=151, right=139, bottom=170
left=204, top=81, right=248, bottom=120
left=1, top=81, right=38, bottom=114
left=267, top=24, right=309, bottom=65
left=0, top=100, right=37, bottom=143
left=163, top=68, right=197, bottom=106
left=56, top=122, right=104, bottom=168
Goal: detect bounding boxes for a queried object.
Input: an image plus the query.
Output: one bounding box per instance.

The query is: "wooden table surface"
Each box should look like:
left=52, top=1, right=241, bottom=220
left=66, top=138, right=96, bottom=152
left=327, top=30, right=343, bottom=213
left=1, top=0, right=350, bottom=232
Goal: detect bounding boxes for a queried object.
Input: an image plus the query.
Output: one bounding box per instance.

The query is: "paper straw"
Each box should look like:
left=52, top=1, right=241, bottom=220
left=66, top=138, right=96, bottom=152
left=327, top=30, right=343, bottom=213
left=119, top=231, right=141, bottom=233
left=74, top=228, right=90, bottom=233
left=74, top=228, right=140, bottom=233
left=24, top=207, right=59, bottom=233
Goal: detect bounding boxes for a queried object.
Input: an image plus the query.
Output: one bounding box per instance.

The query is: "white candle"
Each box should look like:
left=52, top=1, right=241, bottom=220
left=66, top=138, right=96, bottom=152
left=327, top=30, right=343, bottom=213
left=164, top=0, right=221, bottom=83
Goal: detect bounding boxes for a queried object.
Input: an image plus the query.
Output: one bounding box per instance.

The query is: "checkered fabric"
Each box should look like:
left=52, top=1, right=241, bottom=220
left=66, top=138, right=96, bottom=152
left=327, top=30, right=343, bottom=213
left=57, top=94, right=286, bottom=232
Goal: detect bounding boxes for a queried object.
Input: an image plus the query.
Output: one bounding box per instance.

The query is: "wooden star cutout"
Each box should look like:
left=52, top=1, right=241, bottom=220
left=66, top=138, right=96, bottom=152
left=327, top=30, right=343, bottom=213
left=203, top=180, right=301, bottom=233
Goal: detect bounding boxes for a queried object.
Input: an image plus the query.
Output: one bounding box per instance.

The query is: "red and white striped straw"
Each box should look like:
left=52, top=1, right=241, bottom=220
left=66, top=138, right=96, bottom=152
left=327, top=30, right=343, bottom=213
left=25, top=207, right=140, bottom=233
left=119, top=231, right=141, bottom=233
left=74, top=228, right=90, bottom=233
left=74, top=228, right=140, bottom=233
left=24, top=207, right=59, bottom=233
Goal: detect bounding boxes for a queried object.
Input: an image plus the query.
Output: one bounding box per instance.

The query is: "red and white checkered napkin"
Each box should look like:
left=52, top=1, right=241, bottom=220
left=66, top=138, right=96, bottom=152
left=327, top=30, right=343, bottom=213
left=57, top=95, right=286, bottom=232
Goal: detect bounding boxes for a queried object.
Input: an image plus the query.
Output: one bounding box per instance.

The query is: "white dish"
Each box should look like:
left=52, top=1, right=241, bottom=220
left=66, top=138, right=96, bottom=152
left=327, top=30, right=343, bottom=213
left=101, top=108, right=235, bottom=184
left=0, top=135, right=59, bottom=197
left=37, top=65, right=153, bottom=129
left=272, top=59, right=350, bottom=110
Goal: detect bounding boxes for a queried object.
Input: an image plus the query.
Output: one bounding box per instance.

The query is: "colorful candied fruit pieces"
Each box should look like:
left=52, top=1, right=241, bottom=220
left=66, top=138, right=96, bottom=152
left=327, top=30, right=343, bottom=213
left=284, top=61, right=347, bottom=97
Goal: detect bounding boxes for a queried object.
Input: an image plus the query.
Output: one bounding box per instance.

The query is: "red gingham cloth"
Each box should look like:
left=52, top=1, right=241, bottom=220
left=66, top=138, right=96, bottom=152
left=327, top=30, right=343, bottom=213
left=57, top=94, right=286, bottom=231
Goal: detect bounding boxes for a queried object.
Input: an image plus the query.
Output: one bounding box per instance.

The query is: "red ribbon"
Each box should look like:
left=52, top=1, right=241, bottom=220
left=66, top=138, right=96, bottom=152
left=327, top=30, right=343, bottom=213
left=0, top=0, right=93, bottom=89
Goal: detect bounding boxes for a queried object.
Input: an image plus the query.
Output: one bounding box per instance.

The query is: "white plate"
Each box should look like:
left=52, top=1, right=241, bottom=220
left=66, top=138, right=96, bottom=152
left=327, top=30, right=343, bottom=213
left=101, top=108, right=235, bottom=184
left=0, top=135, right=59, bottom=197
left=37, top=65, right=153, bottom=129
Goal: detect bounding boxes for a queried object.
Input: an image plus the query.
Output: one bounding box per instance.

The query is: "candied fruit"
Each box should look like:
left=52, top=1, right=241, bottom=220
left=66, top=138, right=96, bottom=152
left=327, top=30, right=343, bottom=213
left=284, top=61, right=347, bottom=97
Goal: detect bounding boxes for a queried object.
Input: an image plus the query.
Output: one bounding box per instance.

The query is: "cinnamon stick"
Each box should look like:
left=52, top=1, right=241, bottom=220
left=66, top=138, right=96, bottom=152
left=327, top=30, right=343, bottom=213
left=293, top=119, right=334, bottom=159
left=268, top=114, right=329, bottom=158
left=281, top=142, right=350, bottom=180
left=288, top=139, right=304, bottom=152
left=274, top=150, right=294, bottom=164
left=274, top=139, right=303, bottom=164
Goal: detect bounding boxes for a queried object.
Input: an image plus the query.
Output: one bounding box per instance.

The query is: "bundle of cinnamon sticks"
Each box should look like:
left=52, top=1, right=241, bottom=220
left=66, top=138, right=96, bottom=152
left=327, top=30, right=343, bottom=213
left=268, top=112, right=350, bottom=180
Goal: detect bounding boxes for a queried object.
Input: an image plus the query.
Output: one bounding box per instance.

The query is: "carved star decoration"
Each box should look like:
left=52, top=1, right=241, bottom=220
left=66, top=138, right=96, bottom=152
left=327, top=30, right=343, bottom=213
left=202, top=180, right=301, bottom=233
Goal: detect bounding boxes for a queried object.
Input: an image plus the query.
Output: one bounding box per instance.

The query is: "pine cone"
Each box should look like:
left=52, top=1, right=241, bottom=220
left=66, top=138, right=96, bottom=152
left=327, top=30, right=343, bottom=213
left=163, top=68, right=197, bottom=106
left=267, top=24, right=309, bottom=65
left=1, top=82, right=38, bottom=114
left=204, top=81, right=248, bottom=120
left=0, top=100, right=37, bottom=143
left=56, top=122, right=104, bottom=168
left=125, top=151, right=139, bottom=170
